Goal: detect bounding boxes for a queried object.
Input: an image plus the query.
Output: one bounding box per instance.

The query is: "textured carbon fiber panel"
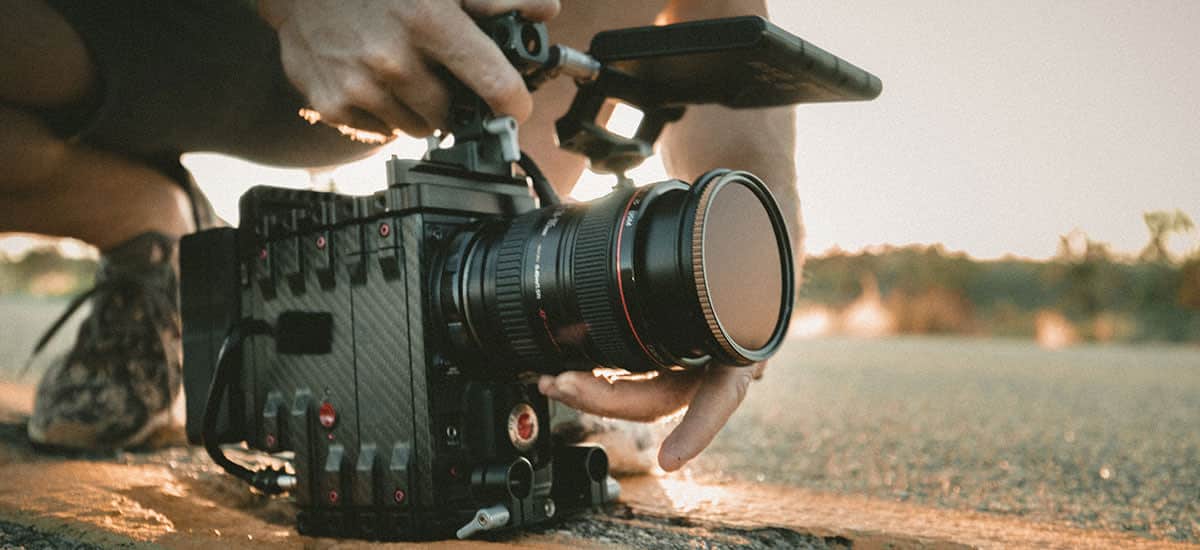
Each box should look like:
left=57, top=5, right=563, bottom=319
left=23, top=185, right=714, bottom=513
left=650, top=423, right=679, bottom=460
left=251, top=225, right=360, bottom=509
left=401, top=215, right=435, bottom=511
left=352, top=216, right=414, bottom=510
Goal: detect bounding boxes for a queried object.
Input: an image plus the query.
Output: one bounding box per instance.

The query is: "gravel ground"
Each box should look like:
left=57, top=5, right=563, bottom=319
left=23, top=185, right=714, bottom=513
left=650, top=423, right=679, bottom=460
left=694, top=337, right=1200, bottom=542
left=3, top=297, right=1198, bottom=544
left=0, top=519, right=105, bottom=550
left=533, top=505, right=851, bottom=550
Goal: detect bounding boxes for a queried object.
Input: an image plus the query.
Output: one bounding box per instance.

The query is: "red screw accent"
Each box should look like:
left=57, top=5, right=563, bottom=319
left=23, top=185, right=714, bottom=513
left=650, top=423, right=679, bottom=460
left=449, top=466, right=460, bottom=479
left=315, top=235, right=327, bottom=249
left=265, top=434, right=276, bottom=447
left=318, top=401, right=337, bottom=429
left=326, top=433, right=335, bottom=441
left=259, top=247, right=268, bottom=260
left=328, top=490, right=339, bottom=504
left=379, top=223, right=391, bottom=237
left=393, top=489, right=406, bottom=504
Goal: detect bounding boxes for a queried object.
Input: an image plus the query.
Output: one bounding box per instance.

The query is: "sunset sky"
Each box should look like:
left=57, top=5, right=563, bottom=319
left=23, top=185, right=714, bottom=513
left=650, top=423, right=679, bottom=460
left=177, top=0, right=1200, bottom=260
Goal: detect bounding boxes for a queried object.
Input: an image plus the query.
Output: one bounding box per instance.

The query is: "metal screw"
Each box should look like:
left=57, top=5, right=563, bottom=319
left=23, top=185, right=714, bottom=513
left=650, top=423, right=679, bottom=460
left=446, top=425, right=459, bottom=439
left=543, top=498, right=556, bottom=518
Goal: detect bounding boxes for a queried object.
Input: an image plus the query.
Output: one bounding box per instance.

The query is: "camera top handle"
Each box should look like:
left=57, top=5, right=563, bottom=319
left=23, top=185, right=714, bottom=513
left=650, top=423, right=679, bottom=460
left=429, top=13, right=882, bottom=191
left=428, top=12, right=675, bottom=186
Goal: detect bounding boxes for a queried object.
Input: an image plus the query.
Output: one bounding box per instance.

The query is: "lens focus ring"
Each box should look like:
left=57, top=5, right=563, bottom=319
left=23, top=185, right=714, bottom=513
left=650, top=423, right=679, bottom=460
left=572, top=190, right=638, bottom=369
left=493, top=213, right=542, bottom=362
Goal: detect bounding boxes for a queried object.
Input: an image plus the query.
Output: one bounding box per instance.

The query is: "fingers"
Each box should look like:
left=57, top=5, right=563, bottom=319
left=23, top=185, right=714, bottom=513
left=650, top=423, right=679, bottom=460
left=657, top=365, right=755, bottom=472
left=752, top=360, right=768, bottom=380
left=377, top=60, right=451, bottom=133
left=339, top=77, right=432, bottom=136
left=460, top=0, right=562, bottom=21
left=538, top=370, right=703, bottom=422
left=416, top=4, right=533, bottom=121
left=310, top=104, right=392, bottom=138
left=277, top=0, right=541, bottom=134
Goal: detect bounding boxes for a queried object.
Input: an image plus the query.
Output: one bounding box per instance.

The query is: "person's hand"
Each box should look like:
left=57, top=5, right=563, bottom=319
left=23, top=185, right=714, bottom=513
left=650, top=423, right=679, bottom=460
left=538, top=362, right=767, bottom=471
left=260, top=0, right=561, bottom=138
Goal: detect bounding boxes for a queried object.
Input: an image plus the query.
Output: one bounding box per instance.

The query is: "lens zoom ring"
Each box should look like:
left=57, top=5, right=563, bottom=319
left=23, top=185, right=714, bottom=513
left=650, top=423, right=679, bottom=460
left=573, top=196, right=631, bottom=367
left=494, top=214, right=542, bottom=360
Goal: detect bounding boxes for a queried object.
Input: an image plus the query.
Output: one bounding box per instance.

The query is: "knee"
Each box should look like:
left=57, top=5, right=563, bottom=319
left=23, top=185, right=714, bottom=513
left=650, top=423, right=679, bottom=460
left=0, top=105, right=71, bottom=195
left=0, top=0, right=97, bottom=106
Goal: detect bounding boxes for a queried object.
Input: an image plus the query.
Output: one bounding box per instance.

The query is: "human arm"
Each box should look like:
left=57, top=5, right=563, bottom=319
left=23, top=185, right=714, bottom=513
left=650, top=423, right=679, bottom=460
left=257, top=0, right=561, bottom=137
left=529, top=0, right=802, bottom=471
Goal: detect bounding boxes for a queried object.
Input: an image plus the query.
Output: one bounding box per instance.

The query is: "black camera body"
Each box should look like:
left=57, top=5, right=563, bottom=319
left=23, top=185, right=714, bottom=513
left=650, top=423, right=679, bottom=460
left=180, top=14, right=879, bottom=540
left=182, top=159, right=597, bottom=539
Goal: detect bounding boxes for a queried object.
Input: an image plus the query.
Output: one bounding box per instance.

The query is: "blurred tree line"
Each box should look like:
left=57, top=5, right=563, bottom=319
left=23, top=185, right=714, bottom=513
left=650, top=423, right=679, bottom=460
left=0, top=248, right=97, bottom=296
left=801, top=210, right=1200, bottom=343
left=3, top=211, right=1199, bottom=342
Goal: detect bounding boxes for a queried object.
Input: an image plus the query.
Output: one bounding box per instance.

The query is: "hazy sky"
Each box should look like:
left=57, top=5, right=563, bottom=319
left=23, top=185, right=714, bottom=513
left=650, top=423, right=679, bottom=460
left=185, top=0, right=1200, bottom=260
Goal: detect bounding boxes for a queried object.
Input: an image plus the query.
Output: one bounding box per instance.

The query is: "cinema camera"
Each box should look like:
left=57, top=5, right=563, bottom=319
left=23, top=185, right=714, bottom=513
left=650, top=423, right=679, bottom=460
left=180, top=14, right=880, bottom=540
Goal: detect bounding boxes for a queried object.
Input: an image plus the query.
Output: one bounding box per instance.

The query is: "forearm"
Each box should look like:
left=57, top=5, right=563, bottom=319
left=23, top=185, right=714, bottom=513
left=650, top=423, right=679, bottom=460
left=658, top=0, right=804, bottom=262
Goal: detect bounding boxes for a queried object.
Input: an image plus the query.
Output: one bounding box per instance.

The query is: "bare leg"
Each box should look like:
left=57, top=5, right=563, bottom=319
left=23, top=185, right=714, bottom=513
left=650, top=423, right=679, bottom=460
left=4, top=0, right=193, bottom=450
left=0, top=0, right=193, bottom=249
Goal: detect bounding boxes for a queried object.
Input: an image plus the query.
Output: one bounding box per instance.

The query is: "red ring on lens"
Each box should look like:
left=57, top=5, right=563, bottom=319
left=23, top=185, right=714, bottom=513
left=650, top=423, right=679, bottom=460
left=613, top=187, right=667, bottom=368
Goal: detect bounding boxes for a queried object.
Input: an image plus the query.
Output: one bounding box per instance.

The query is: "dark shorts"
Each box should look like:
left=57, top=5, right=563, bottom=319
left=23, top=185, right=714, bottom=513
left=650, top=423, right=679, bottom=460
left=41, top=0, right=377, bottom=172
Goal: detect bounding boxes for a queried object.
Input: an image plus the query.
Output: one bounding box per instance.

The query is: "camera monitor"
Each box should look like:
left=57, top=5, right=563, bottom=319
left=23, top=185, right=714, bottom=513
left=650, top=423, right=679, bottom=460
left=589, top=16, right=882, bottom=108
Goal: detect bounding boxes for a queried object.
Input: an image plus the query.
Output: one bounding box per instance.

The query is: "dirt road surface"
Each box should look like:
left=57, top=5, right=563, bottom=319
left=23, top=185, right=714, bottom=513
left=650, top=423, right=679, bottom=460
left=2, top=297, right=1198, bottom=548
left=0, top=384, right=1191, bottom=549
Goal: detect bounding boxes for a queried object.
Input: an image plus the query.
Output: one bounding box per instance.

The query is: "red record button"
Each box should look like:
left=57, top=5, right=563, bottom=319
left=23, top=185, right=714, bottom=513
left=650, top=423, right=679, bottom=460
left=507, top=403, right=538, bottom=451
left=318, top=401, right=337, bottom=429
left=517, top=412, right=534, bottom=440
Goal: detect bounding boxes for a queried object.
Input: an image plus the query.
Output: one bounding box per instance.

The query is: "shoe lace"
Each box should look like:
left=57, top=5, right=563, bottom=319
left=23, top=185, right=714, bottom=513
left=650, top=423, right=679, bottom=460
left=20, top=233, right=179, bottom=377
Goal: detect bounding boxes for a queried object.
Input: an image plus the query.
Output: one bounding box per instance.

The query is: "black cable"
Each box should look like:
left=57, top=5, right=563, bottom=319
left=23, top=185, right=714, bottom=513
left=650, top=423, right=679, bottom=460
left=203, top=318, right=291, bottom=494
left=518, top=152, right=561, bottom=207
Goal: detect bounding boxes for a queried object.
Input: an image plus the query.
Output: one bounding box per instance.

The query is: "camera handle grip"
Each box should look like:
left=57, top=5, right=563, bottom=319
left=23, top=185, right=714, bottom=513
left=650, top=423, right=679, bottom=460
left=427, top=13, right=551, bottom=176
left=555, top=83, right=684, bottom=177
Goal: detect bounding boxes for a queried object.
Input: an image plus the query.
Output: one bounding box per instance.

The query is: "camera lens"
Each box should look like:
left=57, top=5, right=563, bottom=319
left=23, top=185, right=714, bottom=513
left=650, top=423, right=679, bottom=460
left=438, top=170, right=793, bottom=377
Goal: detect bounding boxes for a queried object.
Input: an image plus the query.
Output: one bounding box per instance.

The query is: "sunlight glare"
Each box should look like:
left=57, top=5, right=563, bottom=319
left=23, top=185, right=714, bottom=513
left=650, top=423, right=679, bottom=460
left=657, top=475, right=730, bottom=514
left=605, top=102, right=644, bottom=139
left=788, top=306, right=835, bottom=339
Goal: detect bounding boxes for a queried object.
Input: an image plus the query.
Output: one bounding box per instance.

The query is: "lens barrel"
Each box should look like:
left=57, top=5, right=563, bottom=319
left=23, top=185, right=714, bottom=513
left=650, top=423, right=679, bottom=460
left=438, top=170, right=794, bottom=377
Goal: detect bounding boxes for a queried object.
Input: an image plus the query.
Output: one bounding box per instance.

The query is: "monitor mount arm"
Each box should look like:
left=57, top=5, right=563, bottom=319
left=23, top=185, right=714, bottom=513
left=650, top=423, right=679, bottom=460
left=425, top=13, right=679, bottom=188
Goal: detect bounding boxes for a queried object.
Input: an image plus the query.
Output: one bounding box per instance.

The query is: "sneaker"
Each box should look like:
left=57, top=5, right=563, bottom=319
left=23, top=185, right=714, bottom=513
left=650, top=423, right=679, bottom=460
left=26, top=232, right=182, bottom=450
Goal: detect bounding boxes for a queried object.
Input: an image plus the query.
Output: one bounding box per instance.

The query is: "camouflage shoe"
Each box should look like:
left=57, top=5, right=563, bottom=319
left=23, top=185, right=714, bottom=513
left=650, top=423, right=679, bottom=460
left=26, top=232, right=182, bottom=450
